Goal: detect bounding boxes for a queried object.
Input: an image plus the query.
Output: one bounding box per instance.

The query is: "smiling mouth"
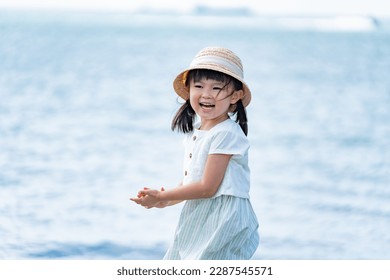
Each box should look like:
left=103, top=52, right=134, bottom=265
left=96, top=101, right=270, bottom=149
left=200, top=102, right=215, bottom=108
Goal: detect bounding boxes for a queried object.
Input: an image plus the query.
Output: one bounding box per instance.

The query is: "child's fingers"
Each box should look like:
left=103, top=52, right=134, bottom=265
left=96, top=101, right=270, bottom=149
left=130, top=197, right=142, bottom=204
left=137, top=187, right=150, bottom=198
left=139, top=190, right=149, bottom=196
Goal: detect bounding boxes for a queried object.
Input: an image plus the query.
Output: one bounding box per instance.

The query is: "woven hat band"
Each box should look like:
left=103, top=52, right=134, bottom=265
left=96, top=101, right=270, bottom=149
left=189, top=55, right=244, bottom=79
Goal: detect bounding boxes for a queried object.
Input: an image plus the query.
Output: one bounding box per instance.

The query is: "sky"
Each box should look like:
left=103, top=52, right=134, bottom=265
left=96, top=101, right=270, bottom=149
left=0, top=0, right=389, bottom=17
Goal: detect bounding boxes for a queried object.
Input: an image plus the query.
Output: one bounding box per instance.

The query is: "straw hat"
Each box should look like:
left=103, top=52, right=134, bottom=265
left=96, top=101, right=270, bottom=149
left=173, top=47, right=251, bottom=107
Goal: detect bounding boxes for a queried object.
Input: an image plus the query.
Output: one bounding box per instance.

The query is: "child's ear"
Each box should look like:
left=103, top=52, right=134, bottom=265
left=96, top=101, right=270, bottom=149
left=230, top=90, right=244, bottom=104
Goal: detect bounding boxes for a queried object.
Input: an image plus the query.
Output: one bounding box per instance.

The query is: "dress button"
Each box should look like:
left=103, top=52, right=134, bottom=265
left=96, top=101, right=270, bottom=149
left=184, top=170, right=188, bottom=176
left=189, top=153, right=192, bottom=158
left=193, top=135, right=197, bottom=141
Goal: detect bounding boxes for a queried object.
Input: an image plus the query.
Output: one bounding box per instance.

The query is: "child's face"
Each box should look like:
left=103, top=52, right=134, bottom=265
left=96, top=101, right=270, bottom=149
left=189, top=77, right=243, bottom=130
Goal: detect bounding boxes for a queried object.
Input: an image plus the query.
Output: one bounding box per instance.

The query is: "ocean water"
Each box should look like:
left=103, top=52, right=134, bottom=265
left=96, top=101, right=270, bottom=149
left=0, top=10, right=389, bottom=260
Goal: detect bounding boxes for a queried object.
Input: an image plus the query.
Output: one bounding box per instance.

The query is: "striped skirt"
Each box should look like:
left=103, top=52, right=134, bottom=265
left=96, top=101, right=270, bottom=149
left=163, top=195, right=259, bottom=260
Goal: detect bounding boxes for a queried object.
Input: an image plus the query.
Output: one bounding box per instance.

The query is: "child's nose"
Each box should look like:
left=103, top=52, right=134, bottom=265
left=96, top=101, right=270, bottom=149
left=201, top=88, right=213, bottom=98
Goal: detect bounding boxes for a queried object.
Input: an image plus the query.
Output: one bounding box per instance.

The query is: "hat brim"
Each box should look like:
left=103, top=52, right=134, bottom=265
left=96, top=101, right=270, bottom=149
left=173, top=65, right=252, bottom=107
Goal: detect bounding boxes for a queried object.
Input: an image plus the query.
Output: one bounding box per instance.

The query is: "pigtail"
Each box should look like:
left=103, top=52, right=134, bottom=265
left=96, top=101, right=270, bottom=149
left=230, top=77, right=248, bottom=136
left=234, top=99, right=248, bottom=136
left=171, top=99, right=196, bottom=133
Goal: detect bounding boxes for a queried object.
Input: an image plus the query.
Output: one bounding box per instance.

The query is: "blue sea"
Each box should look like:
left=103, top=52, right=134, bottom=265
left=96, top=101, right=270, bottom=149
left=0, top=10, right=389, bottom=260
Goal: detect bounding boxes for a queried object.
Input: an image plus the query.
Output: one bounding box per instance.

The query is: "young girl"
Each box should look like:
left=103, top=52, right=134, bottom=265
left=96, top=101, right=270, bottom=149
left=130, top=47, right=259, bottom=260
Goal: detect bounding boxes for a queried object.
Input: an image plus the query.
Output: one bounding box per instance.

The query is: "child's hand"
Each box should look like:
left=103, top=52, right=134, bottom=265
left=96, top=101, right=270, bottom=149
left=138, top=188, right=160, bottom=208
left=130, top=187, right=167, bottom=209
left=130, top=187, right=150, bottom=205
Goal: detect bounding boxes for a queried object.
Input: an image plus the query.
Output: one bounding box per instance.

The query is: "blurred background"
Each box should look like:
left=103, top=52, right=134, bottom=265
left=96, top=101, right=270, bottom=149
left=0, top=0, right=389, bottom=259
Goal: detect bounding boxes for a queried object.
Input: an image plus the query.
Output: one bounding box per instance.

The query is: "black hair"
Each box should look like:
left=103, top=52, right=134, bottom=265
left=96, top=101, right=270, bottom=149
left=232, top=99, right=248, bottom=136
left=171, top=99, right=196, bottom=134
left=171, top=69, right=248, bottom=136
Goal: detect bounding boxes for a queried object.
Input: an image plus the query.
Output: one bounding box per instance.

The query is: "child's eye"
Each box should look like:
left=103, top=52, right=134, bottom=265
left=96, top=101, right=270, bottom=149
left=213, top=87, right=222, bottom=91
left=194, top=84, right=202, bottom=88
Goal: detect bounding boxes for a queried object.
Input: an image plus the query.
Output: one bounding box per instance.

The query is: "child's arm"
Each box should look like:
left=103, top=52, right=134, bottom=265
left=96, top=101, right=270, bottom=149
left=136, top=154, right=232, bottom=208
left=154, top=185, right=185, bottom=207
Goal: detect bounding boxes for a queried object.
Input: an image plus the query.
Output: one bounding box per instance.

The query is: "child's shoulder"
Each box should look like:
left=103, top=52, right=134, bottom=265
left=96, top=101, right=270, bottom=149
left=212, top=118, right=245, bottom=136
left=208, top=118, right=249, bottom=154
left=208, top=119, right=248, bottom=145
